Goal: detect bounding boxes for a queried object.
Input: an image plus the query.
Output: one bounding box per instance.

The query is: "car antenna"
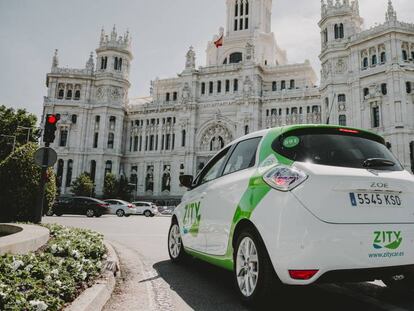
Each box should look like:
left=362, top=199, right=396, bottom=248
left=326, top=93, right=336, bottom=125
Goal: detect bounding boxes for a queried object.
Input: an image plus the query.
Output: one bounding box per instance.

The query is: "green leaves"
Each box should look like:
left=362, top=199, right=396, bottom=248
left=71, top=173, right=94, bottom=197
left=0, top=224, right=105, bottom=311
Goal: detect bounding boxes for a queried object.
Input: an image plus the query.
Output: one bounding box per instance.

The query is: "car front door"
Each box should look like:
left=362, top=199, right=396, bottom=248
left=180, top=146, right=231, bottom=253
left=201, top=137, right=262, bottom=255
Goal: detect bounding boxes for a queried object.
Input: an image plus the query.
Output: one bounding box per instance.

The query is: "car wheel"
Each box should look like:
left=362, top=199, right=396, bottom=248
left=168, top=219, right=187, bottom=263
left=55, top=212, right=63, bottom=217
left=144, top=210, right=152, bottom=217
left=116, top=209, right=125, bottom=217
left=46, top=210, right=54, bottom=217
left=86, top=209, right=95, bottom=218
left=234, top=227, right=279, bottom=306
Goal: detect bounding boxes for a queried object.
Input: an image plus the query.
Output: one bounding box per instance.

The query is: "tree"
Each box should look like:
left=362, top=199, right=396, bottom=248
left=71, top=173, right=94, bottom=197
left=0, top=143, right=56, bottom=222
left=117, top=175, right=132, bottom=201
left=0, top=105, right=41, bottom=162
left=103, top=173, right=117, bottom=199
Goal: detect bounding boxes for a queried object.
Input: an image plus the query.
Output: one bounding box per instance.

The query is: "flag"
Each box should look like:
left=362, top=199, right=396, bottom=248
left=214, top=34, right=223, bottom=48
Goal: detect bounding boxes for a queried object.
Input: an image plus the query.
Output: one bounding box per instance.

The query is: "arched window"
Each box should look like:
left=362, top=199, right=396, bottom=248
left=59, top=129, right=68, bottom=147
left=105, top=161, right=112, bottom=175
left=407, top=82, right=412, bottom=94
left=90, top=160, right=96, bottom=182
left=362, top=57, right=368, bottom=68
left=181, top=129, right=186, bottom=147
left=233, top=79, right=239, bottom=92
left=334, top=24, right=339, bottom=39
left=244, top=125, right=249, bottom=135
left=56, top=159, right=64, bottom=188
left=58, top=89, right=64, bottom=99
left=201, top=82, right=206, bottom=95
left=229, top=52, right=243, bottom=64
left=363, top=88, right=369, bottom=97
left=107, top=133, right=114, bottom=149
left=65, top=160, right=73, bottom=187
left=339, top=23, right=344, bottom=38
left=380, top=52, right=386, bottom=64
left=339, top=115, right=347, bottom=126
left=118, top=58, right=123, bottom=71
left=74, top=90, right=81, bottom=100
left=71, top=114, right=77, bottom=124
left=372, top=54, right=377, bottom=66
left=290, top=80, right=295, bottom=89
left=272, top=81, right=277, bottom=91
left=281, top=80, right=286, bottom=90
left=66, top=89, right=72, bottom=100
left=109, top=116, right=116, bottom=130
left=133, top=136, right=138, bottom=151
left=114, top=57, right=118, bottom=70
left=209, top=81, right=214, bottom=94
left=402, top=50, right=408, bottom=61
left=381, top=83, right=387, bottom=95
left=101, top=57, right=108, bottom=70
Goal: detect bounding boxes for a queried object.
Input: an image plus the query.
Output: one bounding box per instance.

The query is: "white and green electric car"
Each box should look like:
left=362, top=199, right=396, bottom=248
left=168, top=125, right=414, bottom=304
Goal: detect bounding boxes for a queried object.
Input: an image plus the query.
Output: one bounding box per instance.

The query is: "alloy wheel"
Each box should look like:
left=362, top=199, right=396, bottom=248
left=236, top=237, right=259, bottom=297
left=169, top=224, right=182, bottom=259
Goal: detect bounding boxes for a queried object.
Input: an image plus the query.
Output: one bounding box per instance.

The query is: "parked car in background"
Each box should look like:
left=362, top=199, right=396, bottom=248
left=104, top=199, right=138, bottom=217
left=158, top=206, right=175, bottom=215
left=47, top=197, right=110, bottom=218
left=132, top=201, right=158, bottom=217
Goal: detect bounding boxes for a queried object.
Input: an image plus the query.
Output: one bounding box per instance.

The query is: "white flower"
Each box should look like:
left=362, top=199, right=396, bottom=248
left=56, top=280, right=62, bottom=287
left=11, top=260, right=24, bottom=271
left=50, top=244, right=57, bottom=254
left=0, top=291, right=6, bottom=299
left=29, top=300, right=48, bottom=311
left=45, top=275, right=52, bottom=282
left=25, top=264, right=34, bottom=272
left=71, top=249, right=80, bottom=259
left=81, top=271, right=87, bottom=280
left=51, top=269, right=59, bottom=277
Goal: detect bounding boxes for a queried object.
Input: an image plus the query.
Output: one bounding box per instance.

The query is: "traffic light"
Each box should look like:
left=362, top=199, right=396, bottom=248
left=43, top=114, right=59, bottom=143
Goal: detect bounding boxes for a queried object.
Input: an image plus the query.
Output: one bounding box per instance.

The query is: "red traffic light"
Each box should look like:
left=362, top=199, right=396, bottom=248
left=47, top=115, right=58, bottom=125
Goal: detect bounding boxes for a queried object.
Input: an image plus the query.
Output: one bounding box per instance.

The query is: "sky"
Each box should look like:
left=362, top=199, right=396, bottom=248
left=0, top=0, right=413, bottom=119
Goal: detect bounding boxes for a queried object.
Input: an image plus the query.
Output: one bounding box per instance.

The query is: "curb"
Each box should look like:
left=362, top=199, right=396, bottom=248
left=0, top=224, right=49, bottom=256
left=65, top=241, right=120, bottom=311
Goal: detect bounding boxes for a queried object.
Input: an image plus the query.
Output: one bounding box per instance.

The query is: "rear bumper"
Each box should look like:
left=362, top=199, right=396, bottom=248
left=251, top=192, right=414, bottom=285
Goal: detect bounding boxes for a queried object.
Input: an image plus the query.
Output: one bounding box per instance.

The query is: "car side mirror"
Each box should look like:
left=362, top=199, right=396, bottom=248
left=179, top=175, right=194, bottom=189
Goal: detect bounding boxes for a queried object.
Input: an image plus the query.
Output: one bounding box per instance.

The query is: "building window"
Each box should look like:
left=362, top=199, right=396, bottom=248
left=381, top=83, right=388, bottom=95
left=272, top=81, right=277, bottom=91
left=338, top=94, right=346, bottom=102
left=173, top=92, right=178, bottom=101
left=101, top=57, right=108, bottom=70
left=407, top=82, right=412, bottom=94
left=339, top=23, right=344, bottom=38
left=201, top=82, right=206, bottom=95
left=363, top=88, right=369, bottom=98
left=209, top=81, right=214, bottom=94
left=234, top=19, right=238, bottom=31
left=71, top=114, right=77, bottom=124
left=244, top=125, right=249, bottom=135
left=281, top=80, right=286, bottom=90
left=66, top=160, right=73, bottom=187
left=105, top=161, right=112, bottom=175
left=362, top=57, right=368, bottom=68
left=339, top=115, right=347, bottom=126
left=410, top=141, right=414, bottom=173
left=66, top=89, right=72, bottom=100
left=90, top=160, right=96, bottom=182
left=93, top=133, right=99, bottom=148
left=107, top=133, right=114, bottom=149
left=74, top=90, right=81, bottom=100
left=229, top=52, right=243, bottom=64
left=109, top=116, right=116, bottom=130
left=166, top=93, right=170, bottom=102
left=225, top=80, right=230, bottom=92
left=133, top=136, right=138, bottom=152
left=59, top=129, right=68, bottom=147
left=217, top=81, right=222, bottom=93
left=58, top=89, right=64, bottom=99
left=334, top=24, right=339, bottom=39
left=56, top=159, right=64, bottom=188
left=402, top=50, right=408, bottom=61
left=372, top=54, right=377, bottom=66
left=380, top=52, right=386, bottom=64
left=181, top=129, right=186, bottom=147
left=166, top=134, right=171, bottom=150
left=233, top=79, right=239, bottom=92
left=372, top=106, right=380, bottom=128
left=290, top=80, right=295, bottom=89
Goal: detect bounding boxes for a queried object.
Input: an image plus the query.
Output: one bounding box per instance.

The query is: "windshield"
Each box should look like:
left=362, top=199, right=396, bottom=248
left=272, top=128, right=403, bottom=171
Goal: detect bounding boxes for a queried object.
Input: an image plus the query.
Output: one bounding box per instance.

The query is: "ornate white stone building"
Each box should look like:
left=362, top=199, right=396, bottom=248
left=42, top=0, right=414, bottom=203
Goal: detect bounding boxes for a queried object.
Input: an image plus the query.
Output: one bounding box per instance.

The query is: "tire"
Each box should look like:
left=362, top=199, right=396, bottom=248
left=144, top=210, right=152, bottom=217
left=233, top=227, right=279, bottom=306
left=116, top=209, right=125, bottom=217
left=86, top=209, right=95, bottom=218
left=55, top=212, right=63, bottom=217
left=168, top=218, right=187, bottom=263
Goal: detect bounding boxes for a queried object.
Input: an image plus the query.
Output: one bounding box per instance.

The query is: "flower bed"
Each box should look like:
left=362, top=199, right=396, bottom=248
left=0, top=224, right=106, bottom=310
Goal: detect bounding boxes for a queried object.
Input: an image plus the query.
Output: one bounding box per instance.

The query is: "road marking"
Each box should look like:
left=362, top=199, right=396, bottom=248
left=320, top=284, right=409, bottom=311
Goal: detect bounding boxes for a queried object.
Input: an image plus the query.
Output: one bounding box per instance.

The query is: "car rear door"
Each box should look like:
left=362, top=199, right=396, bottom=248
left=201, top=137, right=262, bottom=255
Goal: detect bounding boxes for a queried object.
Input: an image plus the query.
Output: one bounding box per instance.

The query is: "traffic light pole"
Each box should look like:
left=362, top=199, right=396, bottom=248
left=34, top=142, right=50, bottom=224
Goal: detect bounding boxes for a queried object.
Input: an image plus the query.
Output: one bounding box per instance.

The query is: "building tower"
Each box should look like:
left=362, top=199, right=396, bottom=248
left=319, top=0, right=363, bottom=126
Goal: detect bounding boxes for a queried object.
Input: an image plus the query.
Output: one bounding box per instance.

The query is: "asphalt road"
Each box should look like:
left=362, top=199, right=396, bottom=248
left=44, top=215, right=414, bottom=311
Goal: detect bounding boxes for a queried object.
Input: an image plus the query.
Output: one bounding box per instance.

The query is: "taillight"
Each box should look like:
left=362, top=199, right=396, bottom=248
left=289, top=270, right=319, bottom=280
left=99, top=204, right=109, bottom=208
left=263, top=165, right=308, bottom=191
left=128, top=204, right=133, bottom=209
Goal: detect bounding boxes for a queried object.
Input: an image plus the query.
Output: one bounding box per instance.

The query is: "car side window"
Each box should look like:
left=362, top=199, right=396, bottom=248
left=223, top=137, right=262, bottom=176
left=196, top=147, right=231, bottom=186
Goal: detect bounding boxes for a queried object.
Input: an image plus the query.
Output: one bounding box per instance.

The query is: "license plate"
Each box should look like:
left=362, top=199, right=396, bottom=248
left=349, top=192, right=402, bottom=207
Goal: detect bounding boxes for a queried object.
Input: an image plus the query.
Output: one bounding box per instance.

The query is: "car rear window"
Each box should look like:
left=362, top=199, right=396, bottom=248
left=272, top=127, right=403, bottom=171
